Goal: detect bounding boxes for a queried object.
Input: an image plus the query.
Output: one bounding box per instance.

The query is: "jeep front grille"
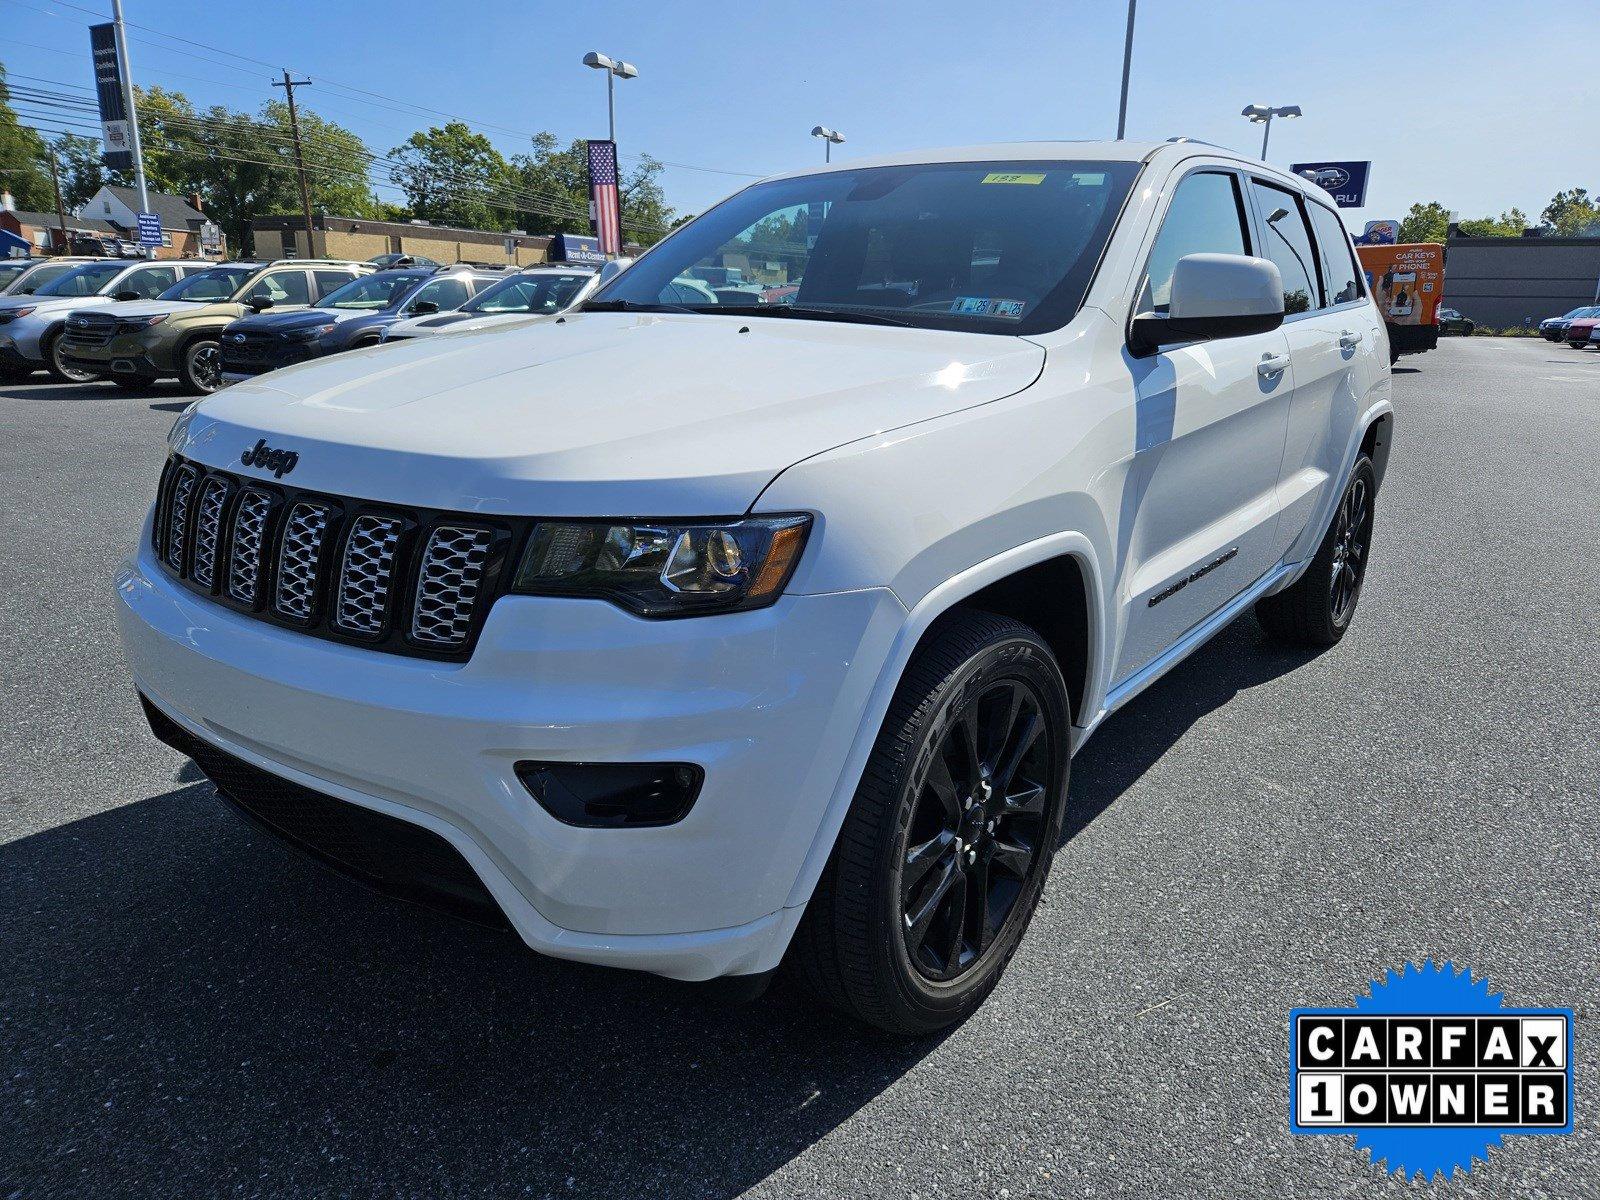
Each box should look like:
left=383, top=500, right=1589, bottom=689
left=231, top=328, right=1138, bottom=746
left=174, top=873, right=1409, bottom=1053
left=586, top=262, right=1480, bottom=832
left=150, top=454, right=513, bottom=660
left=334, top=514, right=404, bottom=636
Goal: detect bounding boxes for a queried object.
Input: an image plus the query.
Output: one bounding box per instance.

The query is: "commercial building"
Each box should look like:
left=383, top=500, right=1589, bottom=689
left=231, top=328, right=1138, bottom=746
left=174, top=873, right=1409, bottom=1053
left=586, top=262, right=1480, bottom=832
left=1445, top=236, right=1600, bottom=328
left=250, top=214, right=556, bottom=267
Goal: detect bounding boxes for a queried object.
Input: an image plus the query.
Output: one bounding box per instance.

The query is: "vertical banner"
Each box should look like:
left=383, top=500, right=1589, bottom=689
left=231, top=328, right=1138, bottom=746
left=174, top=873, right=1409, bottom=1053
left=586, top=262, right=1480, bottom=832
left=88, top=23, right=134, bottom=171
left=587, top=139, right=622, bottom=256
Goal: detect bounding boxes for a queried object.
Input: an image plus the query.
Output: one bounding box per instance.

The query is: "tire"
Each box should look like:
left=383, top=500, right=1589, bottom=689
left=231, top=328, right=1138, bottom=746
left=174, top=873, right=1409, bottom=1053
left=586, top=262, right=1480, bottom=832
left=1388, top=344, right=1400, bottom=366
left=178, top=337, right=223, bottom=394
left=45, top=329, right=99, bottom=384
left=787, top=610, right=1071, bottom=1036
left=1255, top=455, right=1377, bottom=647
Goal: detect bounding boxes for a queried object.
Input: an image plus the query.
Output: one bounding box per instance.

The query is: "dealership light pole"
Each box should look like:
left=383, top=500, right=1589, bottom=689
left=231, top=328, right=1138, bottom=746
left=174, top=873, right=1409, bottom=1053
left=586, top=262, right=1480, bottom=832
left=1116, top=0, right=1136, bottom=139
left=811, top=125, right=845, bottom=163
left=1241, top=103, right=1301, bottom=159
left=582, top=51, right=637, bottom=143
left=110, top=0, right=153, bottom=257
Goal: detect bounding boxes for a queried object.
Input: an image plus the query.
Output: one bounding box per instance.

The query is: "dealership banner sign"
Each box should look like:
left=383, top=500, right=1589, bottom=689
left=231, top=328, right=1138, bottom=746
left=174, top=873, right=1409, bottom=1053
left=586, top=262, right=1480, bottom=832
left=88, top=23, right=134, bottom=171
left=1291, top=161, right=1371, bottom=209
left=1357, top=219, right=1401, bottom=245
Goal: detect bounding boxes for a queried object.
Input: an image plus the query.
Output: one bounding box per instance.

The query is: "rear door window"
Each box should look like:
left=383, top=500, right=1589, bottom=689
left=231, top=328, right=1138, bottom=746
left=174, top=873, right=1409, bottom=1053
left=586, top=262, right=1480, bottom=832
left=123, top=265, right=177, bottom=298
left=1249, top=181, right=1322, bottom=314
left=408, top=277, right=470, bottom=311
left=1138, top=171, right=1251, bottom=313
left=1306, top=203, right=1363, bottom=305
left=261, top=269, right=313, bottom=305
left=314, top=269, right=354, bottom=299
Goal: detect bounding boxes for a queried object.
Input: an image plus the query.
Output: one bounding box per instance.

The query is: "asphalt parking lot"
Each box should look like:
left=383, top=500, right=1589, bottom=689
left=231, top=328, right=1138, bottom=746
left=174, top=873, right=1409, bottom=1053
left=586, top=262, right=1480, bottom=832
left=2, top=337, right=1596, bottom=1199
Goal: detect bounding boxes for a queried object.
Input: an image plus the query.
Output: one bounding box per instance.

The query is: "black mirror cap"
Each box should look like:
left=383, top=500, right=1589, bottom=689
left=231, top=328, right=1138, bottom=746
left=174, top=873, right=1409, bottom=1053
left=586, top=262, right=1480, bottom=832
left=246, top=295, right=274, bottom=311
left=409, top=299, right=439, bottom=315
left=112, top=290, right=142, bottom=302
left=1130, top=309, right=1285, bottom=356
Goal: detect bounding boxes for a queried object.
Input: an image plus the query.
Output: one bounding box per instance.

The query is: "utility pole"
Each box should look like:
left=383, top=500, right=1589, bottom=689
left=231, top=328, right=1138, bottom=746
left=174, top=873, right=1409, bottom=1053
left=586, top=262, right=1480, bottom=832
left=110, top=0, right=153, bottom=257
left=1116, top=0, right=1136, bottom=139
left=46, top=149, right=68, bottom=255
left=273, top=70, right=316, bottom=259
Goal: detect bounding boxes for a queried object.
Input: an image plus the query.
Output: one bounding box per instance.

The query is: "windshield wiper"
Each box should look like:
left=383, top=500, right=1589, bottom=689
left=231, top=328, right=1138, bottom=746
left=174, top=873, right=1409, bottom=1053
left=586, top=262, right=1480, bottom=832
left=581, top=298, right=700, bottom=316
left=693, top=303, right=915, bottom=328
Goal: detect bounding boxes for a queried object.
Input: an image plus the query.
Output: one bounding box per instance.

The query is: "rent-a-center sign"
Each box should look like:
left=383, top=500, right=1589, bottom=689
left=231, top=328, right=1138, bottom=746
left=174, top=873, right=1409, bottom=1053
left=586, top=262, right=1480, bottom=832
left=1291, top=161, right=1371, bottom=209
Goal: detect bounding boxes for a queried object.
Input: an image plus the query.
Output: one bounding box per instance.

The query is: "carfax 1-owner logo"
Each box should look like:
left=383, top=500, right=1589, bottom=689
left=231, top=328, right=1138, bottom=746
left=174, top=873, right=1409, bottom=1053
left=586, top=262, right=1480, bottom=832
left=1290, top=961, right=1574, bottom=1181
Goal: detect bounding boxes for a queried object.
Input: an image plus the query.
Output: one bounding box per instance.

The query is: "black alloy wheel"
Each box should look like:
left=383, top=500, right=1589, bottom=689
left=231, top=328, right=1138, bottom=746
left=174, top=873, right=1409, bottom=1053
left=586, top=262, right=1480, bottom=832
left=1328, top=471, right=1372, bottom=628
left=900, top=680, right=1050, bottom=981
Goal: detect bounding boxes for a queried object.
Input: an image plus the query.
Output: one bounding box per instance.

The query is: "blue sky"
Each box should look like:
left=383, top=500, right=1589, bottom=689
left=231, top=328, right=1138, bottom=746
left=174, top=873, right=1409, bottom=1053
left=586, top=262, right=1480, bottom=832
left=2, top=0, right=1592, bottom=232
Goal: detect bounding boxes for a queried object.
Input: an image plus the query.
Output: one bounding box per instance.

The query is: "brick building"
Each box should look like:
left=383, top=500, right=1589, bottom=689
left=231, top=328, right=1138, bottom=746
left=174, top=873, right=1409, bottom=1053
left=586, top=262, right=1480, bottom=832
left=250, top=214, right=554, bottom=267
left=0, top=185, right=222, bottom=259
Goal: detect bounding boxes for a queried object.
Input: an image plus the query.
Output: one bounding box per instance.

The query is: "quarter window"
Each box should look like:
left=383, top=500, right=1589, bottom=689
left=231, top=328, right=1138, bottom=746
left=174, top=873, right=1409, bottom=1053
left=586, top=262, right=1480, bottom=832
left=314, top=269, right=354, bottom=299
left=1307, top=203, right=1363, bottom=305
left=1139, top=171, right=1250, bottom=313
left=124, top=266, right=176, bottom=298
left=409, top=277, right=469, bottom=311
left=1250, top=181, right=1321, bottom=314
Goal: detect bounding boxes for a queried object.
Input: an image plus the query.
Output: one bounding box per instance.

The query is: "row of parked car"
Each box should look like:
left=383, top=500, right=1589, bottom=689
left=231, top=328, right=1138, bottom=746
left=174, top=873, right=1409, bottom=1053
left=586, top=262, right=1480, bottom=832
left=0, top=253, right=611, bottom=394
left=1538, top=304, right=1600, bottom=348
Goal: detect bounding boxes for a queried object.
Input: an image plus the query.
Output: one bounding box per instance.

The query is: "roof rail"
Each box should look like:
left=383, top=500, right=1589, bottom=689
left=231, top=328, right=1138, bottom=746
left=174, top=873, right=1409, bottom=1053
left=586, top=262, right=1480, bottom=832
left=265, top=258, right=368, bottom=267
left=1164, top=136, right=1228, bottom=148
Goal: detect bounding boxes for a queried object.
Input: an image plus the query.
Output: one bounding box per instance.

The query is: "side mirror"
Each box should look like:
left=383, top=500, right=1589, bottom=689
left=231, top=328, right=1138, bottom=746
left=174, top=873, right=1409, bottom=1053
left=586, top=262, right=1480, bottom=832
left=246, top=293, right=274, bottom=312
left=1130, top=253, right=1284, bottom=355
left=112, top=290, right=142, bottom=302
left=408, top=299, right=439, bottom=315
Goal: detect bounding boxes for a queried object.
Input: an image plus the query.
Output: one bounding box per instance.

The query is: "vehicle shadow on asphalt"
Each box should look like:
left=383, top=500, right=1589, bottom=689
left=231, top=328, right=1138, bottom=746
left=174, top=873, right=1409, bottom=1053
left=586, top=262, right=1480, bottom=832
left=0, top=778, right=948, bottom=1198
left=1063, top=619, right=1320, bottom=842
left=0, top=620, right=1318, bottom=1198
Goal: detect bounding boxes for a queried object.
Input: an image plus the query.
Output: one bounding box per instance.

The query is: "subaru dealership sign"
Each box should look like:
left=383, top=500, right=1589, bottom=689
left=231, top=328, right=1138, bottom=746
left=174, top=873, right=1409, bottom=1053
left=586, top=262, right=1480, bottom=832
left=1291, top=161, right=1371, bottom=209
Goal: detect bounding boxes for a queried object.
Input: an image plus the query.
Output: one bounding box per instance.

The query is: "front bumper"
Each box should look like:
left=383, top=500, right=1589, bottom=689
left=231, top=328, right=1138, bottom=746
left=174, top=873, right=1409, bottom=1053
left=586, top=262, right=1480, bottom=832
left=117, top=526, right=906, bottom=979
left=0, top=315, right=50, bottom=364
left=60, top=328, right=179, bottom=374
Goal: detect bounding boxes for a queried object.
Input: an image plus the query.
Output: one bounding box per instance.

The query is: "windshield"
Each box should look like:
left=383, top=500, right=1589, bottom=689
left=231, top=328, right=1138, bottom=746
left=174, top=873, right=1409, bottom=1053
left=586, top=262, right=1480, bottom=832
left=0, top=261, right=28, bottom=287
left=34, top=261, right=127, bottom=297
left=593, top=159, right=1141, bottom=334
left=318, top=271, right=425, bottom=311
left=158, top=267, right=253, bottom=303
left=463, top=272, right=591, bottom=314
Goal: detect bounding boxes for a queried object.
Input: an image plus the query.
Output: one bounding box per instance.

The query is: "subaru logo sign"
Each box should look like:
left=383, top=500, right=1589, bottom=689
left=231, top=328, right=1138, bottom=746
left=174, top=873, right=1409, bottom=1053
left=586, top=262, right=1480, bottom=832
left=1290, top=160, right=1371, bottom=209
left=231, top=333, right=245, bottom=343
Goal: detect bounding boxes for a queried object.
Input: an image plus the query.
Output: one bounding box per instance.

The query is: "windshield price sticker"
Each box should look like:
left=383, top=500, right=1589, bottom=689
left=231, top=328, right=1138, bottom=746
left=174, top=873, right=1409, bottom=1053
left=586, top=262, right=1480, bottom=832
left=981, top=172, right=1045, bottom=185
left=1290, top=962, right=1574, bottom=1181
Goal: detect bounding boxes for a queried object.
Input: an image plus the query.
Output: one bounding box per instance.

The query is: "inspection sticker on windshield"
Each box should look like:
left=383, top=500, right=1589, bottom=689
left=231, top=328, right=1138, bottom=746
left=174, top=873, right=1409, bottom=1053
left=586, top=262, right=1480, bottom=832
left=1290, top=961, right=1573, bottom=1182
left=981, top=172, right=1045, bottom=185
left=950, top=297, right=1026, bottom=318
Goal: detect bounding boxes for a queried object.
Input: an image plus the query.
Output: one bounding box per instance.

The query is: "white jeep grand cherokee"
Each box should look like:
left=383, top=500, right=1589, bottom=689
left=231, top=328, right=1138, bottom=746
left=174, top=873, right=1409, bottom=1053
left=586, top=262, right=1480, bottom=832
left=118, top=141, right=1391, bottom=1034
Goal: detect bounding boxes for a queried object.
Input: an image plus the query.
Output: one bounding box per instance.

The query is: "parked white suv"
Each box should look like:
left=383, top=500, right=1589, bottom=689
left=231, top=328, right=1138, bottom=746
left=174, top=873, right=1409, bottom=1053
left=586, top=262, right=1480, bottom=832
left=117, top=141, right=1392, bottom=1034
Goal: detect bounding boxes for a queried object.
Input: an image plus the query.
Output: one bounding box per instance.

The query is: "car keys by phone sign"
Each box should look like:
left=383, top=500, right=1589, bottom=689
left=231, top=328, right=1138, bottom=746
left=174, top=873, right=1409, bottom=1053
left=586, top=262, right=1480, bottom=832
left=1290, top=962, right=1573, bottom=1180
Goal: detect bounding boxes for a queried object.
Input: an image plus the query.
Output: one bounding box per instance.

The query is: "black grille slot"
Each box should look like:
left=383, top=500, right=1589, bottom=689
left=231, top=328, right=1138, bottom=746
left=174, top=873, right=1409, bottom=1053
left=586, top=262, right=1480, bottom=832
left=148, top=454, right=517, bottom=660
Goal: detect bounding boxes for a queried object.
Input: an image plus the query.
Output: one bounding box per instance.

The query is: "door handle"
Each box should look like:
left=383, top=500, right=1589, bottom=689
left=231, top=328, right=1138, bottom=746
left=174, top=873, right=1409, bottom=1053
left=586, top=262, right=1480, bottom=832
left=1339, top=330, right=1363, bottom=349
left=1257, top=353, right=1289, bottom=378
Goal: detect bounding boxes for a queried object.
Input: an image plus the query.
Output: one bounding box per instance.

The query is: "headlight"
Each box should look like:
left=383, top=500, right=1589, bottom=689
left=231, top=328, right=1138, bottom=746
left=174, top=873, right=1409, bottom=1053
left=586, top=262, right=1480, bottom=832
left=510, top=514, right=811, bottom=617
left=288, top=324, right=336, bottom=340
left=2, top=306, right=36, bottom=320
left=140, top=315, right=167, bottom=327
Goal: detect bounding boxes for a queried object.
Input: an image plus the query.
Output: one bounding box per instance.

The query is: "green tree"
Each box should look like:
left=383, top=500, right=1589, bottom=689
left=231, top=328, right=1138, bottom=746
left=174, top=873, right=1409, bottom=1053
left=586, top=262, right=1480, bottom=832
left=388, top=121, right=515, bottom=231
left=51, top=131, right=122, bottom=208
left=1541, top=188, right=1600, bottom=237
left=1398, top=201, right=1450, bottom=244
left=507, top=133, right=676, bottom=244
left=0, top=64, right=53, bottom=212
left=135, top=86, right=378, bottom=253
left=1457, top=208, right=1530, bottom=238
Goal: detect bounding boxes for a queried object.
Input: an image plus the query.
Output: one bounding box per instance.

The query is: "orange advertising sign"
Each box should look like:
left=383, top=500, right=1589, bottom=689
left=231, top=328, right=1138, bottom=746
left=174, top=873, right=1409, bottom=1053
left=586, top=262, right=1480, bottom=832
left=1356, top=242, right=1445, bottom=327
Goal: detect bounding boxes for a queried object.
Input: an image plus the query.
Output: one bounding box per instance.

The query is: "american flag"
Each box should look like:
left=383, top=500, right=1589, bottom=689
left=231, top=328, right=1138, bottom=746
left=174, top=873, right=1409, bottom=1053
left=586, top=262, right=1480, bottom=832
left=588, top=139, right=622, bottom=255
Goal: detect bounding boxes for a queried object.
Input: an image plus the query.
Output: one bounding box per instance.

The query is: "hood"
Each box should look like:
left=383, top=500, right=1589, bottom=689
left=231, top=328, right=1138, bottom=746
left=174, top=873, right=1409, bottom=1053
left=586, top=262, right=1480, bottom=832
left=177, top=311, right=1046, bottom=516
left=389, top=310, right=535, bottom=338
left=0, top=293, right=116, bottom=314
left=227, top=307, right=354, bottom=334
left=93, top=298, right=209, bottom=319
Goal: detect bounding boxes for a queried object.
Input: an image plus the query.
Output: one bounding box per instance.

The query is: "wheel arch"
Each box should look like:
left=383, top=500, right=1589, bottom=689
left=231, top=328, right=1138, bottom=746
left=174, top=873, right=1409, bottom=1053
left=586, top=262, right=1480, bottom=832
left=781, top=531, right=1106, bottom=914
left=1360, top=408, right=1393, bottom=491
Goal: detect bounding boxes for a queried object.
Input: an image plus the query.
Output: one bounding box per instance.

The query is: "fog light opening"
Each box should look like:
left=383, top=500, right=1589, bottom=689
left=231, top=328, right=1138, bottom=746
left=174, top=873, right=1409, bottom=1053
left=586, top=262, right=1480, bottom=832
left=515, top=760, right=704, bottom=828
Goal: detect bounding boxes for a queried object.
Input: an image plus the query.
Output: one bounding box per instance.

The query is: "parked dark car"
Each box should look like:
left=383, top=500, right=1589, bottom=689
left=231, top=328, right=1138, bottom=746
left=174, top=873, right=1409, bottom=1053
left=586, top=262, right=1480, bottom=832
left=1539, top=305, right=1599, bottom=341
left=219, top=267, right=498, bottom=382
left=1564, top=314, right=1600, bottom=348
left=1436, top=307, right=1475, bottom=336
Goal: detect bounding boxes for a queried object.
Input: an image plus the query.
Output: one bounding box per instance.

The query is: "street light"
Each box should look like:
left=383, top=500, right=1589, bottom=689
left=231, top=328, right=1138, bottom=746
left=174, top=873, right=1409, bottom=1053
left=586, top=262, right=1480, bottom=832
left=811, top=125, right=845, bottom=163
left=582, top=51, right=638, bottom=143
left=1241, top=103, right=1301, bottom=159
